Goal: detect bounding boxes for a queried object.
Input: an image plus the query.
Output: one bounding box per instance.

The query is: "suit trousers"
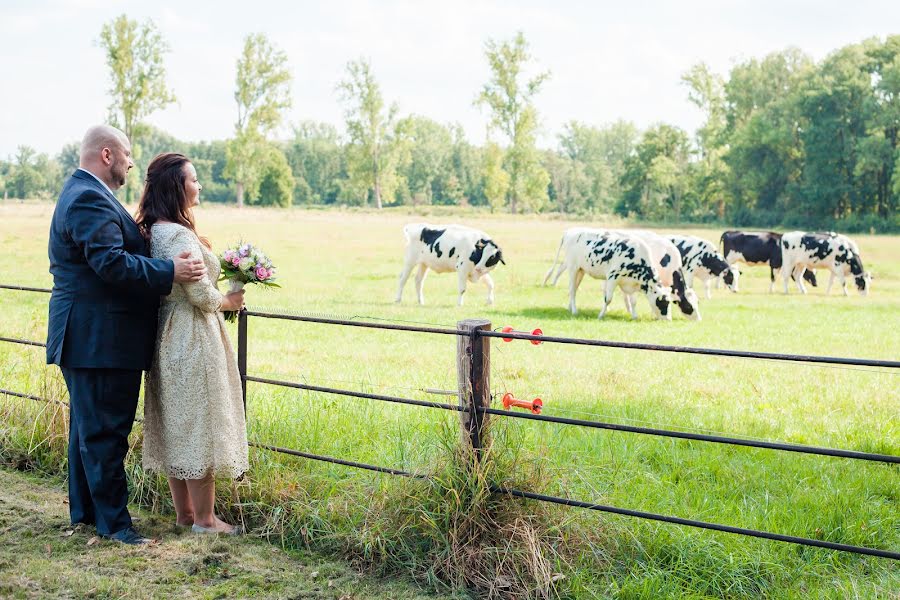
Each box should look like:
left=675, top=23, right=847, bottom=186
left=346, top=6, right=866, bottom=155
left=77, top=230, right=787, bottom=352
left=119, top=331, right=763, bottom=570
left=60, top=367, right=141, bottom=536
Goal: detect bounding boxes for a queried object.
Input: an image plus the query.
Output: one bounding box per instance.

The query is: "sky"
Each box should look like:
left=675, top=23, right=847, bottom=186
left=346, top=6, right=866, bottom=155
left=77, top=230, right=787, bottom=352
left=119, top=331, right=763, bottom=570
left=1, top=0, right=898, bottom=158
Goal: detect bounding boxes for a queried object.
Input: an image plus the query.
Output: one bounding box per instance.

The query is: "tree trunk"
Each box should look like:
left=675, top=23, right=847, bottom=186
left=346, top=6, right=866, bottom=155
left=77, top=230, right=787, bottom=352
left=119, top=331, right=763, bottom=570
left=509, top=194, right=517, bottom=214
left=373, top=162, right=382, bottom=209
left=374, top=182, right=382, bottom=209
left=236, top=182, right=245, bottom=208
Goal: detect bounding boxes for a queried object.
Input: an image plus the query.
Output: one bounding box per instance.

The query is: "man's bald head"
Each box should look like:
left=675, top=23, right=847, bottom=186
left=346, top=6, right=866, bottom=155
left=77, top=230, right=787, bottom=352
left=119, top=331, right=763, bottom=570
left=80, top=125, right=129, bottom=163
left=79, top=125, right=134, bottom=191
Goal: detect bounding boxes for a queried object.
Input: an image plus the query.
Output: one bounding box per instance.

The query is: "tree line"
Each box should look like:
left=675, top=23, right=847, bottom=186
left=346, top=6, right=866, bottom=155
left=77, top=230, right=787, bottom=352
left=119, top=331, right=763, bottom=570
left=1, top=16, right=897, bottom=232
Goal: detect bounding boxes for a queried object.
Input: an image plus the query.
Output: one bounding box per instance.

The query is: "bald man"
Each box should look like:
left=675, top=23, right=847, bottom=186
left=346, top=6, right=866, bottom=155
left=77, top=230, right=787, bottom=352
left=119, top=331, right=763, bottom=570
left=47, top=125, right=206, bottom=545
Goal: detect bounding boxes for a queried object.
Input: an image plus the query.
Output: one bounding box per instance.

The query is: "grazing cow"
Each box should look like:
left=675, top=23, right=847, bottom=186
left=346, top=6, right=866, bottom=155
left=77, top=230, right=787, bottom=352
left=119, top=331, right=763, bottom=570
left=396, top=223, right=505, bottom=306
left=780, top=231, right=871, bottom=296
left=546, top=228, right=699, bottom=320
left=720, top=230, right=817, bottom=292
left=668, top=234, right=740, bottom=298
left=627, top=231, right=701, bottom=321
left=545, top=229, right=672, bottom=320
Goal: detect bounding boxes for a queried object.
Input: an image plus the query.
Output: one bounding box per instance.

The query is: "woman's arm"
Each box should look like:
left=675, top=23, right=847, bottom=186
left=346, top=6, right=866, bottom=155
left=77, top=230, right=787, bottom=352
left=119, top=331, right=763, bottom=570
left=171, top=229, right=223, bottom=313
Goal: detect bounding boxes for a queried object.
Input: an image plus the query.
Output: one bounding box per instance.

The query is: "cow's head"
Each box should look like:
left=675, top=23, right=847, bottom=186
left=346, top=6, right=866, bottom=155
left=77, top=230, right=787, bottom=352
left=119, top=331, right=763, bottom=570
left=723, top=265, right=740, bottom=292
left=847, top=253, right=870, bottom=296
left=855, top=271, right=872, bottom=296
left=647, top=284, right=673, bottom=321
left=470, top=238, right=505, bottom=276
left=672, top=270, right=701, bottom=321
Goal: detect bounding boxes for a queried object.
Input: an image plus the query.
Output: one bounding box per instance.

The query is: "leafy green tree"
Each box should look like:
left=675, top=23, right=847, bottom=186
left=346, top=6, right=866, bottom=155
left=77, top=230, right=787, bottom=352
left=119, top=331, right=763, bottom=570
left=448, top=125, right=485, bottom=206
left=286, top=121, right=344, bottom=204
left=225, top=33, right=292, bottom=207
left=98, top=15, right=176, bottom=203
left=558, top=120, right=637, bottom=212
left=682, top=63, right=729, bottom=219
left=395, top=115, right=453, bottom=205
left=11, top=146, right=41, bottom=199
left=252, top=145, right=294, bottom=207
left=619, top=124, right=691, bottom=219
left=188, top=139, right=231, bottom=203
left=336, top=58, right=404, bottom=208
left=542, top=150, right=591, bottom=213
left=722, top=49, right=812, bottom=219
left=476, top=32, right=550, bottom=213
left=56, top=143, right=81, bottom=177
left=482, top=142, right=510, bottom=213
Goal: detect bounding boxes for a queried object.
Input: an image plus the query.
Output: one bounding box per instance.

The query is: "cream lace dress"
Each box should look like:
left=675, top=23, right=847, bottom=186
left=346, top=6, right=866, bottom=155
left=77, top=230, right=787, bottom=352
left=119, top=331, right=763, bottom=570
left=143, top=222, right=249, bottom=480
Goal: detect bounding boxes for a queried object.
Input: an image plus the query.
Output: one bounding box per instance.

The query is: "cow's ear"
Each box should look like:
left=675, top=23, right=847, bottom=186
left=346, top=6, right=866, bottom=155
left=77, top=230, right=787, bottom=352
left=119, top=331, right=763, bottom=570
left=476, top=241, right=485, bottom=248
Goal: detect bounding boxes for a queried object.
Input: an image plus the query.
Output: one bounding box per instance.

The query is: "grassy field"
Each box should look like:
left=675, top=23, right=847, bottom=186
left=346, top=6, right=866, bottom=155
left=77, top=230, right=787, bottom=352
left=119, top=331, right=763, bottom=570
left=0, top=466, right=454, bottom=599
left=1, top=202, right=898, bottom=598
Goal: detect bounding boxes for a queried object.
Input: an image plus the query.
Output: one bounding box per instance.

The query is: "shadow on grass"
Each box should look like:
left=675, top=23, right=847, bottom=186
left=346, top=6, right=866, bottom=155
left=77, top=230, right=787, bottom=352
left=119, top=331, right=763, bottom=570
left=504, top=305, right=655, bottom=323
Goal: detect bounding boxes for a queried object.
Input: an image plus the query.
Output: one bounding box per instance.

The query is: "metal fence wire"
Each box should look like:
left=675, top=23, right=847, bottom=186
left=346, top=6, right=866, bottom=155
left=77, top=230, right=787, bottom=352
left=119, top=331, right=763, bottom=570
left=0, top=283, right=898, bottom=561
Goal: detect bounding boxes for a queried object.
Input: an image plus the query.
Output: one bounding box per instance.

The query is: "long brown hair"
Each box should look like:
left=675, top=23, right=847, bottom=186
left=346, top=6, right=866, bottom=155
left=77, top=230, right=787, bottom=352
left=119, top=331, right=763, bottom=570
left=135, top=152, right=211, bottom=249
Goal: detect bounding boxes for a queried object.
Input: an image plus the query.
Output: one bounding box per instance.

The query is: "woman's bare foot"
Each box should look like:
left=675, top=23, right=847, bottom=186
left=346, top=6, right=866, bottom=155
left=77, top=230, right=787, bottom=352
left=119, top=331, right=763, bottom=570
left=193, top=515, right=239, bottom=533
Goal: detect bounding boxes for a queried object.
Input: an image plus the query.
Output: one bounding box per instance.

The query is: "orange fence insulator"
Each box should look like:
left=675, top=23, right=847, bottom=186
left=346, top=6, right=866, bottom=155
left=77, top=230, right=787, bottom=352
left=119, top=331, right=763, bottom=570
left=501, top=392, right=543, bottom=414
left=500, top=326, right=543, bottom=345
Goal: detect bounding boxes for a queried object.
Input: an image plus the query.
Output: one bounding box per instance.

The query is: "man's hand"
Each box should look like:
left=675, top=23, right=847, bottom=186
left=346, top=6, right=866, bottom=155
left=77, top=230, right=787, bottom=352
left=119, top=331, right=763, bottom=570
left=173, top=251, right=207, bottom=283
left=220, top=290, right=245, bottom=312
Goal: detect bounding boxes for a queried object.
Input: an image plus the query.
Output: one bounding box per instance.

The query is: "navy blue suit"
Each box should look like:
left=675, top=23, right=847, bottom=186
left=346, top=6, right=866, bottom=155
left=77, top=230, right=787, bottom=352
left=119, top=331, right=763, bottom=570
left=47, top=169, right=174, bottom=535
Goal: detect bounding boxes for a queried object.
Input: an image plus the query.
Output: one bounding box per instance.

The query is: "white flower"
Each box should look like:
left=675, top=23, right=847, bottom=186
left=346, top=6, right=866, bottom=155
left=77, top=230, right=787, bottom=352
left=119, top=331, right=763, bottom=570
left=238, top=257, right=253, bottom=272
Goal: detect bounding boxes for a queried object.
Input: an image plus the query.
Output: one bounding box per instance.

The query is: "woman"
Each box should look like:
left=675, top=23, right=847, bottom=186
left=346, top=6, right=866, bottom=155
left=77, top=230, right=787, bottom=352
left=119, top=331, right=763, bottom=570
left=136, top=153, right=248, bottom=535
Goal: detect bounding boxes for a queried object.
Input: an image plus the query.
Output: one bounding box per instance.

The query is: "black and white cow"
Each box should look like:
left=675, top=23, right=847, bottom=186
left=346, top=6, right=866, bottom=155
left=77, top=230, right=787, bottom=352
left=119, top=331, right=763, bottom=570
left=780, top=231, right=871, bottom=296
left=668, top=234, right=739, bottom=298
left=546, top=228, right=698, bottom=320
left=720, top=230, right=817, bottom=292
left=396, top=223, right=505, bottom=306
left=545, top=229, right=672, bottom=320
left=628, top=231, right=700, bottom=320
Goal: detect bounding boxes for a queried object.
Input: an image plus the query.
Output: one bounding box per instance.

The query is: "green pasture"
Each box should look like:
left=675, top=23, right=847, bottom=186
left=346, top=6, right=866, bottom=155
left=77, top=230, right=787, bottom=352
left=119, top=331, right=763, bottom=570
left=1, top=203, right=897, bottom=598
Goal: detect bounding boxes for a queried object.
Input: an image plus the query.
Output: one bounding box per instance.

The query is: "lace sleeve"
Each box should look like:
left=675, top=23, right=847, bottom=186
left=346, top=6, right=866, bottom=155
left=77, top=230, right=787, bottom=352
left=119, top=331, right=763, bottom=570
left=171, top=229, right=223, bottom=313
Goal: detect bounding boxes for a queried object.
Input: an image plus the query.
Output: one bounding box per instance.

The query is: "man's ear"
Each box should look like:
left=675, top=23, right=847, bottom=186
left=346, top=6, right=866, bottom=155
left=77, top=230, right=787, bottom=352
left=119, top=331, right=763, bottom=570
left=101, top=147, right=113, bottom=165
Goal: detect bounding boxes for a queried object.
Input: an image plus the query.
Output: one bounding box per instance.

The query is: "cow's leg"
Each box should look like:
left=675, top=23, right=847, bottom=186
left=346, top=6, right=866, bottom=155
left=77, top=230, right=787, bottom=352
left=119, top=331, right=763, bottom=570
left=793, top=266, right=807, bottom=294
left=625, top=292, right=639, bottom=319
left=550, top=261, right=568, bottom=286
left=622, top=292, right=634, bottom=315
left=781, top=265, right=790, bottom=294
left=456, top=268, right=470, bottom=307
left=482, top=273, right=495, bottom=305
left=395, top=259, right=416, bottom=303
left=771, top=265, right=778, bottom=294
left=598, top=278, right=616, bottom=319
left=568, top=268, right=584, bottom=314
left=704, top=278, right=712, bottom=300
left=414, top=264, right=429, bottom=305
left=825, top=271, right=835, bottom=295
left=838, top=270, right=849, bottom=296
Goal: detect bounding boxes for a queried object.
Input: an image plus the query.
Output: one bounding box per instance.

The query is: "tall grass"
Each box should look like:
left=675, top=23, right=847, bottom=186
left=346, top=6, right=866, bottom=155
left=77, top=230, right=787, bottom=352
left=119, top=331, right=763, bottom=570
left=0, top=204, right=897, bottom=598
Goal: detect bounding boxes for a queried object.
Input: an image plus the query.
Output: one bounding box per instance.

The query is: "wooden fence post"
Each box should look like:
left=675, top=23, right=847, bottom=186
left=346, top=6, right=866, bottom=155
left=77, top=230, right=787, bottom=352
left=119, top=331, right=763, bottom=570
left=457, top=318, right=491, bottom=460
left=237, top=308, right=248, bottom=416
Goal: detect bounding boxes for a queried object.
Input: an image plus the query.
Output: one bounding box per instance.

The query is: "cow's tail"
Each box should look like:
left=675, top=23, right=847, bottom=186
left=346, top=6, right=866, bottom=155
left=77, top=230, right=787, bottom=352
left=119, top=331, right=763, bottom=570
left=542, top=234, right=567, bottom=286
left=402, top=223, right=421, bottom=246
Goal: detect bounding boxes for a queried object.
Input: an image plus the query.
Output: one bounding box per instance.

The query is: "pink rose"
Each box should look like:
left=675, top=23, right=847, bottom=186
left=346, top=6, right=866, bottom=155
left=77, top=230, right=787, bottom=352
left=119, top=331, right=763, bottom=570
left=255, top=266, right=268, bottom=280
left=266, top=268, right=274, bottom=279
left=231, top=257, right=240, bottom=266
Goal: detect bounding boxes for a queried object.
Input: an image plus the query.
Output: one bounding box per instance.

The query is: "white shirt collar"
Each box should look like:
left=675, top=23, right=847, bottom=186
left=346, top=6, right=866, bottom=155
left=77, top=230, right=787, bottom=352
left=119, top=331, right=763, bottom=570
left=77, top=167, right=117, bottom=199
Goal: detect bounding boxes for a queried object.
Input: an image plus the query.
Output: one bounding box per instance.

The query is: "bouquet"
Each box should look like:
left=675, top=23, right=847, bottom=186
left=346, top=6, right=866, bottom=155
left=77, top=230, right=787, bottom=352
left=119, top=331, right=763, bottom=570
left=219, top=242, right=279, bottom=322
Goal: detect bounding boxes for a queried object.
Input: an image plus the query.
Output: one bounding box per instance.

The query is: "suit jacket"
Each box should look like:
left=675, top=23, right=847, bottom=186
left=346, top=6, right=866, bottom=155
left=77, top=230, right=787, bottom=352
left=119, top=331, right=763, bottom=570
left=47, top=170, right=175, bottom=370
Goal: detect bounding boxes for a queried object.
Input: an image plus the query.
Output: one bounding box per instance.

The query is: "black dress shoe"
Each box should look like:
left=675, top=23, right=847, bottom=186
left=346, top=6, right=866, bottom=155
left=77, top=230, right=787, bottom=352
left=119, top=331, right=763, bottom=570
left=102, top=526, right=153, bottom=545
